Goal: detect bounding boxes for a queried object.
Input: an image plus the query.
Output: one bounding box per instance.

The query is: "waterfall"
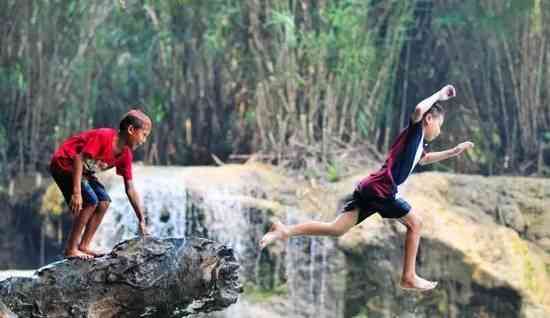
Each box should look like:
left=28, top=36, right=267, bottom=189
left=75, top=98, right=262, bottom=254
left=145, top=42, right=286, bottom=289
left=92, top=172, right=189, bottom=250
left=91, top=166, right=345, bottom=318
left=283, top=211, right=344, bottom=318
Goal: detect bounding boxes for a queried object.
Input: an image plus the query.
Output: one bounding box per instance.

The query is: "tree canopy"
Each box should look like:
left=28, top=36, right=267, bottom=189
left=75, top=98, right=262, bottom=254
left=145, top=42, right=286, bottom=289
left=1, top=0, right=549, bottom=184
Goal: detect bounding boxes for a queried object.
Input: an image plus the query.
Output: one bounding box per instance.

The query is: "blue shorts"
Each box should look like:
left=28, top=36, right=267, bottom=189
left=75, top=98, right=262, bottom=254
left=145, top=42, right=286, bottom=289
left=339, top=188, right=411, bottom=224
left=49, top=166, right=111, bottom=208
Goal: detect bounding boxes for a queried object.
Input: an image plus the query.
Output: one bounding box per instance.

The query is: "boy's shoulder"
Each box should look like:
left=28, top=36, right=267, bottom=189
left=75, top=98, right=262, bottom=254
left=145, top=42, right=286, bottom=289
left=74, top=127, right=117, bottom=139
left=395, top=120, right=423, bottom=139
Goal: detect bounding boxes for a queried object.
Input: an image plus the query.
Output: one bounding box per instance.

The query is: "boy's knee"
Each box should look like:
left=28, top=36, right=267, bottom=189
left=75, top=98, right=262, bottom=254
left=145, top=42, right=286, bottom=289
left=84, top=202, right=99, bottom=211
left=404, top=211, right=423, bottom=232
left=410, top=215, right=423, bottom=232
left=97, top=201, right=110, bottom=212
left=84, top=198, right=99, bottom=209
left=329, top=223, right=347, bottom=236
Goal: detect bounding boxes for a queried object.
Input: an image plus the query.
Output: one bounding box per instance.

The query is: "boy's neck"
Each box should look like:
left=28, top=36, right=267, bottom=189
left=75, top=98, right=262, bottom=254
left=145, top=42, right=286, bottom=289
left=113, top=132, right=128, bottom=155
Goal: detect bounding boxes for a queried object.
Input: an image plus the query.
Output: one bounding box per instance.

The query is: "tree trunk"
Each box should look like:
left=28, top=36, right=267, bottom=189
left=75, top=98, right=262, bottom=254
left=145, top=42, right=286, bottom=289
left=0, top=237, right=242, bottom=318
left=0, top=300, right=17, bottom=318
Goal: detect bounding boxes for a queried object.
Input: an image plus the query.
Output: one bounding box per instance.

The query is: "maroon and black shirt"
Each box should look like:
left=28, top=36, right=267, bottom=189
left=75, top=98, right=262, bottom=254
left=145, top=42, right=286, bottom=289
left=358, top=120, right=426, bottom=198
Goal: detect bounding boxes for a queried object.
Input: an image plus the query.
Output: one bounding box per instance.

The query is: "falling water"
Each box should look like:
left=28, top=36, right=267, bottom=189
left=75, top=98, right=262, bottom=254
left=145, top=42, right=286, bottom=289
left=92, top=173, right=188, bottom=250
left=91, top=167, right=344, bottom=318
left=283, top=210, right=343, bottom=318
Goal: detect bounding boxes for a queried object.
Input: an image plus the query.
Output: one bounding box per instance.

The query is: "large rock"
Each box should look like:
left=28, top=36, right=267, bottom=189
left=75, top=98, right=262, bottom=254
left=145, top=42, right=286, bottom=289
left=444, top=174, right=548, bottom=245
left=336, top=172, right=550, bottom=318
left=0, top=236, right=242, bottom=318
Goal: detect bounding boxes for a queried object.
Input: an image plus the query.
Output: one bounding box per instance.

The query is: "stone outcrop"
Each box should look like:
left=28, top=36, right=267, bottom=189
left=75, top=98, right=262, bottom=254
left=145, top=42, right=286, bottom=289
left=2, top=164, right=549, bottom=318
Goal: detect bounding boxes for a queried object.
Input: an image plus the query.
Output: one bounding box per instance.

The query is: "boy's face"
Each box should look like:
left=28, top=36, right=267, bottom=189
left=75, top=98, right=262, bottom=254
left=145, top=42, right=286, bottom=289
left=127, top=123, right=151, bottom=150
left=423, top=114, right=443, bottom=142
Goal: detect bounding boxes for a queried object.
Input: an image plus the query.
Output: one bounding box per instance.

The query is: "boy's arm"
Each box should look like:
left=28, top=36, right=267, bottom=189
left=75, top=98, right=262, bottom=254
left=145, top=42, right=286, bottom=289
left=411, top=85, right=456, bottom=123
left=124, top=179, right=149, bottom=236
left=419, top=141, right=474, bottom=165
left=70, top=154, right=85, bottom=214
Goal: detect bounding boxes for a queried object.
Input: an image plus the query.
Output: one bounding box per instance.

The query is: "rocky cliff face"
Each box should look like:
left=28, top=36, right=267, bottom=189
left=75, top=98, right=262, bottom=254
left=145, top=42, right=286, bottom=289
left=2, top=164, right=549, bottom=318
left=338, top=172, right=550, bottom=318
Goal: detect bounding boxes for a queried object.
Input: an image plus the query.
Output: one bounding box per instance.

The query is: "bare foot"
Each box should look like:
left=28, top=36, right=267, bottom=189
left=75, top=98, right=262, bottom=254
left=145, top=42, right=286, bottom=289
left=259, top=220, right=289, bottom=249
left=78, top=245, right=106, bottom=258
left=65, top=249, right=93, bottom=260
left=400, top=275, right=438, bottom=292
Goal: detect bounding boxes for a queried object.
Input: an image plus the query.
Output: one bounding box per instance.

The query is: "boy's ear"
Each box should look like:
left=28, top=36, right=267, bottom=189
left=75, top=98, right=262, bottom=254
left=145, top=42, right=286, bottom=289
left=127, top=124, right=136, bottom=135
left=422, top=113, right=431, bottom=124
left=424, top=112, right=439, bottom=124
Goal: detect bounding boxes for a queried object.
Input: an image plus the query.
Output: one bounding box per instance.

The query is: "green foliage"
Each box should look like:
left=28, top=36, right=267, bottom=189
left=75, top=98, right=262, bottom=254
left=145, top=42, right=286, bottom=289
left=267, top=10, right=297, bottom=48
left=243, top=282, right=288, bottom=303
left=244, top=111, right=256, bottom=126
left=326, top=160, right=342, bottom=183
left=40, top=184, right=65, bottom=217
left=433, top=0, right=533, bottom=33
left=0, top=124, right=6, bottom=180
left=352, top=307, right=370, bottom=318
left=1, top=0, right=548, bottom=178
left=0, top=119, right=6, bottom=147
left=0, top=63, right=27, bottom=92
left=322, top=0, right=373, bottom=77
left=357, top=111, right=371, bottom=138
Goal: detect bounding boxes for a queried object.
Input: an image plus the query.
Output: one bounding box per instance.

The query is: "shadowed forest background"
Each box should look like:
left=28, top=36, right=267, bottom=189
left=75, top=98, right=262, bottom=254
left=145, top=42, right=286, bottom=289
left=1, top=0, right=549, bottom=185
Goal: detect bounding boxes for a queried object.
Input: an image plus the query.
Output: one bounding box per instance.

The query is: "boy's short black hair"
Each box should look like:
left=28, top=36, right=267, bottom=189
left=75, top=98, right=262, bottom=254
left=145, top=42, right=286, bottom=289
left=423, top=102, right=445, bottom=120
left=119, top=109, right=152, bottom=131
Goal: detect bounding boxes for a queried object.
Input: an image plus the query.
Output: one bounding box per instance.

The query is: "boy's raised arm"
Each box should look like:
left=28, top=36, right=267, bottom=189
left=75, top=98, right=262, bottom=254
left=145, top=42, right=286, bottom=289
left=411, top=85, right=456, bottom=124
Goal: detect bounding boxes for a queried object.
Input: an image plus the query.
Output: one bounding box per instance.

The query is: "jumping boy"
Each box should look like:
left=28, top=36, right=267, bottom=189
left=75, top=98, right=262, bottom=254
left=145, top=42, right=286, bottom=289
left=49, top=109, right=152, bottom=260
left=260, top=85, right=474, bottom=291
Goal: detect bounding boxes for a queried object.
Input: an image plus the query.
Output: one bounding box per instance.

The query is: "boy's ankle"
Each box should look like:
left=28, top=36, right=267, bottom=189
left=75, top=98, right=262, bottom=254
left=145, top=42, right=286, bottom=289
left=78, top=243, right=89, bottom=250
left=64, top=248, right=78, bottom=255
left=401, top=274, right=415, bottom=283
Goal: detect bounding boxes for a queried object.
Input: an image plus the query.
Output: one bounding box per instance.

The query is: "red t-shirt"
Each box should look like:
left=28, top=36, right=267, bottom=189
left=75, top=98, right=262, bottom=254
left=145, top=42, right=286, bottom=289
left=50, top=128, right=133, bottom=180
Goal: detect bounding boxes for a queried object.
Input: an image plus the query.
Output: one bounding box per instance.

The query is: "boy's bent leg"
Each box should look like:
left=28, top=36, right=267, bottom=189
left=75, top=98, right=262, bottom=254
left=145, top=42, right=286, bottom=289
left=79, top=201, right=110, bottom=257
left=259, top=210, right=358, bottom=249
left=65, top=204, right=97, bottom=260
left=399, top=209, right=437, bottom=291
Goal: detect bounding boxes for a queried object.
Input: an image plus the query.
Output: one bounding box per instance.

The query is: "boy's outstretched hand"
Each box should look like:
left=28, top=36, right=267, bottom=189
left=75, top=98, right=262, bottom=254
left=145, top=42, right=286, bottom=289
left=439, top=85, right=456, bottom=101
left=453, top=141, right=474, bottom=156
left=139, top=221, right=150, bottom=236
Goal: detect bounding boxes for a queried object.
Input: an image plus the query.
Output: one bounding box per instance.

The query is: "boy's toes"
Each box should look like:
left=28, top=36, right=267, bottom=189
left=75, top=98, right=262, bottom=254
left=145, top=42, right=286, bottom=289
left=65, top=250, right=93, bottom=260
left=400, top=276, right=438, bottom=292
left=78, top=247, right=106, bottom=258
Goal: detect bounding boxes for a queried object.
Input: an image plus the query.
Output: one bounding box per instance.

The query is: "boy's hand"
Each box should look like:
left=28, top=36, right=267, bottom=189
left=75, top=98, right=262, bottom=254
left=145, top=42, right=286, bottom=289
left=453, top=141, right=474, bottom=156
left=138, top=221, right=150, bottom=236
left=438, top=85, right=456, bottom=101
left=70, top=193, right=83, bottom=215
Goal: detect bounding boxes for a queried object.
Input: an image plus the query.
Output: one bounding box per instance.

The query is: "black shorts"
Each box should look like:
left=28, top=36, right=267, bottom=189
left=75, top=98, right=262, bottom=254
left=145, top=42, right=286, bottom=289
left=339, top=188, right=411, bottom=224
left=50, top=166, right=111, bottom=208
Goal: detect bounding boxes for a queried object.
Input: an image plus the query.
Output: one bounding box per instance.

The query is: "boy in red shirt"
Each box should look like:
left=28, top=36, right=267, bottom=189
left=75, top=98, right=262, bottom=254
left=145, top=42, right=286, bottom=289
left=49, top=109, right=151, bottom=259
